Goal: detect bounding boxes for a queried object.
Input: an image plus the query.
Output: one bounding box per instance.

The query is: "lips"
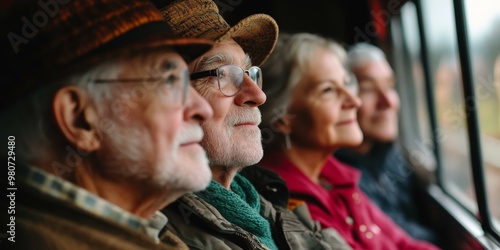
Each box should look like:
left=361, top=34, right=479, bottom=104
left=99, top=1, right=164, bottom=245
left=234, top=122, right=258, bottom=126
left=180, top=141, right=201, bottom=147
left=228, top=108, right=262, bottom=127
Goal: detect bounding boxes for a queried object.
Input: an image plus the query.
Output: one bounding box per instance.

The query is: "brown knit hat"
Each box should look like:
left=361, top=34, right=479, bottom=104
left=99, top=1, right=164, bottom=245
left=0, top=0, right=213, bottom=109
left=157, top=0, right=278, bottom=67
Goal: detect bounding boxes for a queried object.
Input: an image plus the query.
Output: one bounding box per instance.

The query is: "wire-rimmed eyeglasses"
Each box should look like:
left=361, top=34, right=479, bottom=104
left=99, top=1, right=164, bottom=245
left=190, top=65, right=263, bottom=97
left=92, top=71, right=190, bottom=106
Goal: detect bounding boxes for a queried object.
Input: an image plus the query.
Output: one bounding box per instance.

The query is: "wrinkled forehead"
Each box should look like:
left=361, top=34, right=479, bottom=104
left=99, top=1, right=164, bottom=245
left=352, top=60, right=394, bottom=82
left=189, top=40, right=252, bottom=72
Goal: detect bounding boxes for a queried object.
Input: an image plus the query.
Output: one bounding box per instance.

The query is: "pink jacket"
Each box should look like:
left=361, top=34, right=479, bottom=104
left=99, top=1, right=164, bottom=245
left=260, top=150, right=439, bottom=250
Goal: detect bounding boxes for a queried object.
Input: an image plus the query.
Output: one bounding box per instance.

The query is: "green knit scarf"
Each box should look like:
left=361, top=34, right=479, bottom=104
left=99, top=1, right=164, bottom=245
left=195, top=174, right=278, bottom=250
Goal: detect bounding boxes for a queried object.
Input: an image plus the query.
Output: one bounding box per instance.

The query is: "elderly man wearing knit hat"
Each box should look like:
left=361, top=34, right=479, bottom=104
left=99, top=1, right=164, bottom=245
left=0, top=1, right=215, bottom=249
left=155, top=1, right=351, bottom=249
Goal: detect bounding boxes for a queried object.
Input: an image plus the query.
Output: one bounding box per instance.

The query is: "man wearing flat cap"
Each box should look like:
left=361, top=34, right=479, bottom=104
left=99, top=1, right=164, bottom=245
left=156, top=1, right=351, bottom=249
left=0, top=1, right=215, bottom=249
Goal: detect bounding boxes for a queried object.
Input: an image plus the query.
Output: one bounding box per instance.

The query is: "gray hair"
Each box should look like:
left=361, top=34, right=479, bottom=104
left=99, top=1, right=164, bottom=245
left=260, top=33, right=347, bottom=131
left=347, top=43, right=387, bottom=71
left=0, top=64, right=118, bottom=165
left=0, top=49, right=177, bottom=165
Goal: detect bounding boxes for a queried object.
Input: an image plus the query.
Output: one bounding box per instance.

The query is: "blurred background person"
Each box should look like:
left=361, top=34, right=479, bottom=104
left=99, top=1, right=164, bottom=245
left=0, top=1, right=214, bottom=249
left=259, top=33, right=438, bottom=250
left=335, top=43, right=438, bottom=244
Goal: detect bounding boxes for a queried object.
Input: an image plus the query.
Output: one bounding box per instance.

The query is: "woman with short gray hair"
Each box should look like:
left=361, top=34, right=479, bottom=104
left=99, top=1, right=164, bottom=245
left=258, top=33, right=438, bottom=250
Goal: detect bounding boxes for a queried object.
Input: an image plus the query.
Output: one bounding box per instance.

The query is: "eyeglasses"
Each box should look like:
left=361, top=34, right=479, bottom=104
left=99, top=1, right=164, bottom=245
left=190, top=65, right=263, bottom=97
left=93, top=71, right=190, bottom=106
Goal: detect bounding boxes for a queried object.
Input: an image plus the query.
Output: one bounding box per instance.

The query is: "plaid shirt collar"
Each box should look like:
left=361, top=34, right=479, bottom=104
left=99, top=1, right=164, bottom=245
left=20, top=166, right=168, bottom=243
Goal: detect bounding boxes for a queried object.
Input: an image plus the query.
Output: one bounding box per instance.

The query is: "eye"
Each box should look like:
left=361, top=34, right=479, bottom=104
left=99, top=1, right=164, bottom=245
left=164, top=75, right=178, bottom=86
left=217, top=69, right=229, bottom=80
left=359, top=85, right=376, bottom=93
left=322, top=86, right=338, bottom=94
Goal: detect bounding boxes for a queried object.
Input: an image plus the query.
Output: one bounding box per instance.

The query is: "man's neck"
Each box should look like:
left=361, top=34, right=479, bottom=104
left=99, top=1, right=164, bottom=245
left=211, top=166, right=240, bottom=189
left=282, top=144, right=332, bottom=184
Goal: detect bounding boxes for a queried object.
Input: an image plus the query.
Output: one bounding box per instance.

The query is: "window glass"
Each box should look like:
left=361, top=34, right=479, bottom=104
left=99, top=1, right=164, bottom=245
left=393, top=2, right=436, bottom=175
left=464, top=0, right=500, bottom=230
left=400, top=2, right=433, bottom=154
left=421, top=0, right=477, bottom=213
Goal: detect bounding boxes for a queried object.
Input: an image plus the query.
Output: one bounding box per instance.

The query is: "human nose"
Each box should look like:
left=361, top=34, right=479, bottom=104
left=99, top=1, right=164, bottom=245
left=342, top=87, right=362, bottom=109
left=233, top=74, right=266, bottom=107
left=184, top=86, right=213, bottom=122
left=377, top=88, right=396, bottom=108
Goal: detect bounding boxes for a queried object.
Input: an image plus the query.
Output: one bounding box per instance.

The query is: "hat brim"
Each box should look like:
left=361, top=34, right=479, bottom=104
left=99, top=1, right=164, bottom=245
left=2, top=21, right=213, bottom=111
left=87, top=21, right=213, bottom=65
left=217, top=14, right=278, bottom=66
left=59, top=21, right=214, bottom=84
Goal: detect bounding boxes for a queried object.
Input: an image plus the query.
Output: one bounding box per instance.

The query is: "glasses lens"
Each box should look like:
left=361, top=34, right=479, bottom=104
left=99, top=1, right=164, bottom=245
left=216, top=65, right=262, bottom=96
left=218, top=65, right=243, bottom=96
left=248, top=66, right=262, bottom=88
left=157, top=70, right=190, bottom=106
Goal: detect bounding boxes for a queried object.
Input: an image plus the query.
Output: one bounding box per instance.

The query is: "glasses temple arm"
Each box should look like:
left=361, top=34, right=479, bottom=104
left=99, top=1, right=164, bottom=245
left=190, top=69, right=217, bottom=80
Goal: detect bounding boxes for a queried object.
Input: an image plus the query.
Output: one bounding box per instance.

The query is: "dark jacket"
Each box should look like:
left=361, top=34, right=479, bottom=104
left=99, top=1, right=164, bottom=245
left=162, top=166, right=351, bottom=250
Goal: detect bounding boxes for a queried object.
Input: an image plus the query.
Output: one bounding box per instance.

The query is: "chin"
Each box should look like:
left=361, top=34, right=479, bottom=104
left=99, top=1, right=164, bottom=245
left=187, top=169, right=212, bottom=191
left=372, top=130, right=398, bottom=142
left=233, top=142, right=264, bottom=167
left=182, top=154, right=213, bottom=191
left=151, top=152, right=212, bottom=192
left=235, top=130, right=263, bottom=164
left=337, top=132, right=363, bottom=147
left=340, top=140, right=363, bottom=148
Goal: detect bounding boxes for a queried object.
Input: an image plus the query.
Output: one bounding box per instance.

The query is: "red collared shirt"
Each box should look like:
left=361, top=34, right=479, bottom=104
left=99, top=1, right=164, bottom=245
left=260, top=150, right=439, bottom=250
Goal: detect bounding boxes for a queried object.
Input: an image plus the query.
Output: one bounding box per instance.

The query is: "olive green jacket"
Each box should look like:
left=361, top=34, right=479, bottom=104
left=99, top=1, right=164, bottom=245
left=162, top=192, right=351, bottom=250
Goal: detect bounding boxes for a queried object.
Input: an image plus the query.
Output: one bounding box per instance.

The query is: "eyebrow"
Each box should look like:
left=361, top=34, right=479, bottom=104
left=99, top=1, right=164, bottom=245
left=357, top=75, right=395, bottom=84
left=314, top=79, right=343, bottom=87
left=242, top=54, right=252, bottom=69
left=143, top=59, right=182, bottom=81
left=196, top=52, right=253, bottom=71
left=197, top=53, right=233, bottom=71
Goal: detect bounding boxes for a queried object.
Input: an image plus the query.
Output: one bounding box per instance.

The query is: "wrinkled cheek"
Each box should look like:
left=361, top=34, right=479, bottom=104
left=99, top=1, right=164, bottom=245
left=202, top=119, right=228, bottom=138
left=149, top=118, right=181, bottom=159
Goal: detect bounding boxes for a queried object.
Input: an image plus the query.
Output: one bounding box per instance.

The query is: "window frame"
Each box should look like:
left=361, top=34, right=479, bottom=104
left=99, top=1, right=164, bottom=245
left=396, top=0, right=500, bottom=244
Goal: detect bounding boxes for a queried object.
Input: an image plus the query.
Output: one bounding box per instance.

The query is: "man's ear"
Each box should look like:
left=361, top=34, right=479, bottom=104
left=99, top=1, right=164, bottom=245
left=52, top=86, right=101, bottom=152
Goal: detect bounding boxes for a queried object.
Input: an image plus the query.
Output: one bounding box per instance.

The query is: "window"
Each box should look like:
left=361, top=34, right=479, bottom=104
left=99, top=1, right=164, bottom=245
left=400, top=2, right=431, bottom=143
left=420, top=0, right=477, bottom=214
left=399, top=2, right=435, bottom=167
left=392, top=2, right=437, bottom=179
left=464, top=0, right=500, bottom=232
